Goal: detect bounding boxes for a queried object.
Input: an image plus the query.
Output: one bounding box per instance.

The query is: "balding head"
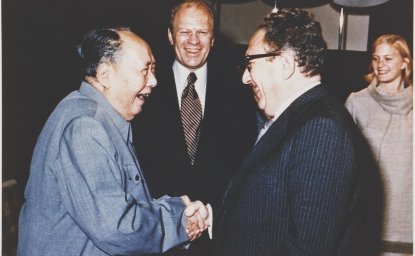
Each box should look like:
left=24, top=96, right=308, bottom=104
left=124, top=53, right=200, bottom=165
left=78, top=26, right=157, bottom=120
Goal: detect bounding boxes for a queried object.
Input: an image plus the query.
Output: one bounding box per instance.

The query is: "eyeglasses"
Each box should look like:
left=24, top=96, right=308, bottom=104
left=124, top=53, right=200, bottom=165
left=241, top=52, right=282, bottom=73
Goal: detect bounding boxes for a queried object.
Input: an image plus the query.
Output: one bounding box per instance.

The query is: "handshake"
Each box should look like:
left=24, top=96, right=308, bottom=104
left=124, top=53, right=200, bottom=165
left=181, top=196, right=212, bottom=241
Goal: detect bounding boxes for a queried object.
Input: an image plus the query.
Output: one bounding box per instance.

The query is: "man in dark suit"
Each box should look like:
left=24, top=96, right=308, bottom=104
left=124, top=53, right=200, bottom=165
left=132, top=1, right=257, bottom=255
left=214, top=8, right=382, bottom=256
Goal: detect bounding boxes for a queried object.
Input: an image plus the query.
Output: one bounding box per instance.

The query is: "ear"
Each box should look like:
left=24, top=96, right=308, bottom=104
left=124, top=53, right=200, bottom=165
left=402, top=58, right=409, bottom=69
left=280, top=53, right=295, bottom=80
left=211, top=37, right=215, bottom=47
left=96, top=63, right=111, bottom=89
left=168, top=28, right=174, bottom=45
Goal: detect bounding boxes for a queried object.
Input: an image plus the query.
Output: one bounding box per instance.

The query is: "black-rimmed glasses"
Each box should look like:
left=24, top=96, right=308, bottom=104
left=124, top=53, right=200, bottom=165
left=238, top=52, right=282, bottom=73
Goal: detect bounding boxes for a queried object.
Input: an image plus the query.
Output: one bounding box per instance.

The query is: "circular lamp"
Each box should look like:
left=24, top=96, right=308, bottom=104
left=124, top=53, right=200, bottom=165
left=332, top=0, right=389, bottom=8
left=262, top=0, right=329, bottom=8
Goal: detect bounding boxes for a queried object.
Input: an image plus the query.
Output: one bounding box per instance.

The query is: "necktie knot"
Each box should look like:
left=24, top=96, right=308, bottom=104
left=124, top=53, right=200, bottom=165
left=187, top=72, right=197, bottom=86
left=183, top=72, right=198, bottom=99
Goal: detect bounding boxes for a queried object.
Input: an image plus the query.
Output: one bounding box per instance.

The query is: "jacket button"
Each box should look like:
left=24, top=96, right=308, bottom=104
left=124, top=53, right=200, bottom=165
left=135, top=174, right=140, bottom=181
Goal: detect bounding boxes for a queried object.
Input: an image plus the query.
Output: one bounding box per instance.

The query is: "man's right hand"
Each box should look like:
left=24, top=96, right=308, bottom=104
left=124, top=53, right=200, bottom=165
left=181, top=196, right=211, bottom=241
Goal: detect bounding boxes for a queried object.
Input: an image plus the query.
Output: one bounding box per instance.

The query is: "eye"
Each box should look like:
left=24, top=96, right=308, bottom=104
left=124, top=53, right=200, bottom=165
left=197, top=31, right=208, bottom=37
left=141, top=68, right=149, bottom=76
left=247, top=62, right=252, bottom=72
left=179, top=30, right=190, bottom=36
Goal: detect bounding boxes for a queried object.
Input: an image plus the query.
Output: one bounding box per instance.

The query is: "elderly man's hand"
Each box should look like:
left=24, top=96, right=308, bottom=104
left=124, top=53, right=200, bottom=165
left=181, top=196, right=211, bottom=241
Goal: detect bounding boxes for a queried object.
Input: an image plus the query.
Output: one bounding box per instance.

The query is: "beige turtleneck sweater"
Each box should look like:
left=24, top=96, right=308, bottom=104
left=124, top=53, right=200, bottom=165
left=345, top=81, right=413, bottom=246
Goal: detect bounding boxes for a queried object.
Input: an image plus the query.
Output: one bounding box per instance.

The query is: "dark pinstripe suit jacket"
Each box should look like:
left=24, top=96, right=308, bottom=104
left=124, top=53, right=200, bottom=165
left=214, top=84, right=382, bottom=256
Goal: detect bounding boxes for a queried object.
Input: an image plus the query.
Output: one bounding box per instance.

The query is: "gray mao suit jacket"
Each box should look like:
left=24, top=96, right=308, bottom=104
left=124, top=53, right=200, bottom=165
left=18, top=82, right=189, bottom=256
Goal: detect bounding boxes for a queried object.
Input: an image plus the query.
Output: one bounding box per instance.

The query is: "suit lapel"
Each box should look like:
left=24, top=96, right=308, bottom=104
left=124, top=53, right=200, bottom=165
left=194, top=64, right=223, bottom=164
left=200, top=64, right=221, bottom=130
left=155, top=66, right=191, bottom=165
left=157, top=64, right=219, bottom=167
left=222, top=84, right=329, bottom=207
left=222, top=109, right=290, bottom=205
left=160, top=67, right=181, bottom=113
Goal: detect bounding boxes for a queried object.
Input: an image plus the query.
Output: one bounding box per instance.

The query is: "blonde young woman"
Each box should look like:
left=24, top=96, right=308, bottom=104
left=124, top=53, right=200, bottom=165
left=345, top=34, right=413, bottom=256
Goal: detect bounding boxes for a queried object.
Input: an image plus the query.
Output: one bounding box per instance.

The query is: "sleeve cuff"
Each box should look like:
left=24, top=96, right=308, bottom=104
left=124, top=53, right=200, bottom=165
left=206, top=203, right=213, bottom=239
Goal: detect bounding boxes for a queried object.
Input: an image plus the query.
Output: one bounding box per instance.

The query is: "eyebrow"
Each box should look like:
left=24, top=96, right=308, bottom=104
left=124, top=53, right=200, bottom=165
left=145, top=60, right=156, bottom=66
left=372, top=54, right=396, bottom=57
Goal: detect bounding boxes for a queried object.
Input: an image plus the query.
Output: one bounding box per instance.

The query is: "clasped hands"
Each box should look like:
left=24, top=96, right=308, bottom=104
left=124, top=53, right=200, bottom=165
left=181, top=195, right=212, bottom=241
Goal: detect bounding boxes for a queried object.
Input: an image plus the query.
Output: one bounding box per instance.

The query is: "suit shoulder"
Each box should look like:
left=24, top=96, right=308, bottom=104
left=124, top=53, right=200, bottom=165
left=298, top=93, right=358, bottom=136
left=59, top=91, right=98, bottom=115
left=49, top=91, right=101, bottom=127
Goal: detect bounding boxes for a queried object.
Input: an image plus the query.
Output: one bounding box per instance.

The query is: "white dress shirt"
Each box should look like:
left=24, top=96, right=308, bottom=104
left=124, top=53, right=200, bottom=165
left=173, top=60, right=208, bottom=116
left=173, top=61, right=212, bottom=239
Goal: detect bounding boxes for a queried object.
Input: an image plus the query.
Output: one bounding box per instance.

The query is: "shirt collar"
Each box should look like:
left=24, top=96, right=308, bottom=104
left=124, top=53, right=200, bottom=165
left=173, top=61, right=207, bottom=90
left=79, top=81, right=131, bottom=143
left=255, top=81, right=321, bottom=145
left=172, top=61, right=208, bottom=114
left=270, top=81, right=321, bottom=123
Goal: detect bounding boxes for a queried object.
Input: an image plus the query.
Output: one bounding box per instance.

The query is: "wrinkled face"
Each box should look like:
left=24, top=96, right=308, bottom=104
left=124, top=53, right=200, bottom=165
left=168, top=5, right=214, bottom=71
left=242, top=30, right=281, bottom=118
left=372, top=43, right=408, bottom=86
left=104, top=32, right=157, bottom=121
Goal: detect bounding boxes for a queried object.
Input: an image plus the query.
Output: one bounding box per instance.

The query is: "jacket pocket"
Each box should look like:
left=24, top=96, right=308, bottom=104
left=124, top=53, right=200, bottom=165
left=123, top=164, right=144, bottom=202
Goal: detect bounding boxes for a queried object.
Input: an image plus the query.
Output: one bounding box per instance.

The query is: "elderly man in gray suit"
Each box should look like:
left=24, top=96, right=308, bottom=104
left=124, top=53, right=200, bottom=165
left=214, top=8, right=382, bottom=256
left=18, top=26, right=211, bottom=256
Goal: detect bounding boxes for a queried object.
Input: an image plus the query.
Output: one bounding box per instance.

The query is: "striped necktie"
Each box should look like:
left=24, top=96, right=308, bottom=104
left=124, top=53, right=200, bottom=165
left=180, top=72, right=202, bottom=165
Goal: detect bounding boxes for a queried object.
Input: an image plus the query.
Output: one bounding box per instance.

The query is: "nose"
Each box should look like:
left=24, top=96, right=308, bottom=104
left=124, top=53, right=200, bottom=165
left=242, top=68, right=251, bottom=85
left=147, top=72, right=157, bottom=88
left=188, top=33, right=200, bottom=44
left=378, top=58, right=386, bottom=67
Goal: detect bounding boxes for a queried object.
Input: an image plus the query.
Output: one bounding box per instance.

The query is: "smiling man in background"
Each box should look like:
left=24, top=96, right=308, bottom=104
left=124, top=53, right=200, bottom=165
left=132, top=1, right=258, bottom=255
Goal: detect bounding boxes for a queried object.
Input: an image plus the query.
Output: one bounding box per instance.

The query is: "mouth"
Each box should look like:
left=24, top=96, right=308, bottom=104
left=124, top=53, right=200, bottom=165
left=185, top=48, right=201, bottom=55
left=251, top=84, right=260, bottom=94
left=137, top=93, right=150, bottom=101
left=377, top=70, right=388, bottom=75
left=250, top=84, right=261, bottom=100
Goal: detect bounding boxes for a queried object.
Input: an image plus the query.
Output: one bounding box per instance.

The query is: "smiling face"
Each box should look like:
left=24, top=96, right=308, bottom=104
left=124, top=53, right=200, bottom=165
left=372, top=43, right=408, bottom=87
left=168, top=4, right=214, bottom=71
left=242, top=29, right=282, bottom=118
left=102, top=31, right=157, bottom=121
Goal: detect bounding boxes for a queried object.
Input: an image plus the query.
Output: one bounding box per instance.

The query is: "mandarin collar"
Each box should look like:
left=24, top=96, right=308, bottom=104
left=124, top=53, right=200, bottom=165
left=79, top=82, right=131, bottom=143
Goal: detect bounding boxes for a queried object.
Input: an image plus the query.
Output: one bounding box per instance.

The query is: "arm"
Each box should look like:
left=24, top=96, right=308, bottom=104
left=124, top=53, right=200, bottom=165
left=344, top=93, right=357, bottom=123
left=53, top=116, right=189, bottom=255
left=281, top=117, right=357, bottom=255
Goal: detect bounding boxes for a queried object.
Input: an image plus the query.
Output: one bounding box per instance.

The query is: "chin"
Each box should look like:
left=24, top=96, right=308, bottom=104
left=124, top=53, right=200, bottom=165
left=184, top=60, right=204, bottom=68
left=134, top=109, right=143, bottom=116
left=128, top=108, right=142, bottom=120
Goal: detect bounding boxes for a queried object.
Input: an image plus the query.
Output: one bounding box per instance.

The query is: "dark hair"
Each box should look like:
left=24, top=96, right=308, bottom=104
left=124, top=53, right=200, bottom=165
left=77, top=26, right=131, bottom=77
left=169, top=0, right=214, bottom=33
left=259, top=8, right=327, bottom=77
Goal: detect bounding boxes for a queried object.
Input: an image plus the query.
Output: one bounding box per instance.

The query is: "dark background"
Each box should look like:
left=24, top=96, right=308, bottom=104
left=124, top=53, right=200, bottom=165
left=2, top=0, right=413, bottom=203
